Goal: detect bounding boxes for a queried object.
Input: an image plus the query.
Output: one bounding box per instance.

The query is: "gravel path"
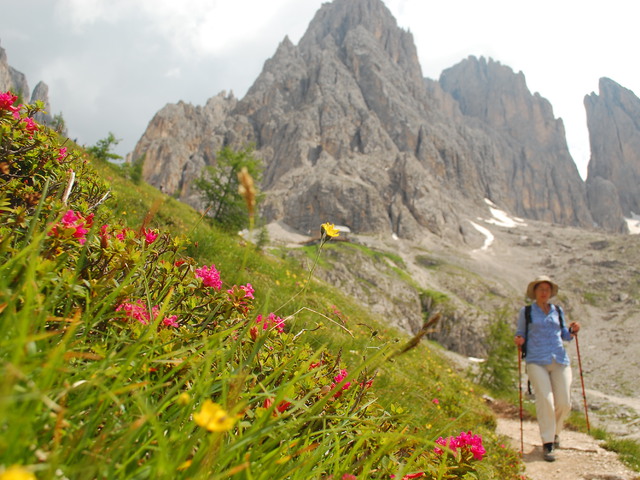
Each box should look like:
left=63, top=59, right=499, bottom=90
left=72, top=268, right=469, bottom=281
left=496, top=416, right=639, bottom=480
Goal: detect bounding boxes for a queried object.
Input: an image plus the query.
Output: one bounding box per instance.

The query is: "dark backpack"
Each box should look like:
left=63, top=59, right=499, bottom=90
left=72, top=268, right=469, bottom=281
left=521, top=304, right=564, bottom=359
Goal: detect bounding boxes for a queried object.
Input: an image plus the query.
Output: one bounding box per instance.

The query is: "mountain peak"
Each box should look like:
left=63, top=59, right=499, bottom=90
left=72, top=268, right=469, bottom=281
left=299, top=0, right=423, bottom=82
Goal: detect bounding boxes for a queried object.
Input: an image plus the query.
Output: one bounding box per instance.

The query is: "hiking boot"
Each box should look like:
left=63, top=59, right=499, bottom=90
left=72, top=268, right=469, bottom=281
left=554, top=435, right=560, bottom=449
left=543, top=443, right=556, bottom=462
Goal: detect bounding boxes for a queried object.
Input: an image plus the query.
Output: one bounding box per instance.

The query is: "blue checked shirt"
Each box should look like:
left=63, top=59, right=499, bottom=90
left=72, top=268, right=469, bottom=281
left=516, top=303, right=573, bottom=366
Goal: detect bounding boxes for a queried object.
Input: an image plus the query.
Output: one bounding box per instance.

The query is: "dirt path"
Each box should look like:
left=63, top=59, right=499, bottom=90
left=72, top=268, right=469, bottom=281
left=496, top=416, right=639, bottom=480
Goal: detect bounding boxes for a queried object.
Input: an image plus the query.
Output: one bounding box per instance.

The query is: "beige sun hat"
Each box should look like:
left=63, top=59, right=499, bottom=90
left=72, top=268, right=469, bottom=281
left=526, top=275, right=559, bottom=300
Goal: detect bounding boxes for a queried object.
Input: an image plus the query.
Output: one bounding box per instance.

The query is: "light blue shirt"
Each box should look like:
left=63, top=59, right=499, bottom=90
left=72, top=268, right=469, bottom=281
left=516, top=303, right=573, bottom=366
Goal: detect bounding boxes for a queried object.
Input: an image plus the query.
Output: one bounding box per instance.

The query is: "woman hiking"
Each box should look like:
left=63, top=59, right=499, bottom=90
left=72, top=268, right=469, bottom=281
left=514, top=275, right=581, bottom=462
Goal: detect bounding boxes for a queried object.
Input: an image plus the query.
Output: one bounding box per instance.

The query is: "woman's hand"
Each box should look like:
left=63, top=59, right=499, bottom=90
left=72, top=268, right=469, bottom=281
left=514, top=335, right=525, bottom=346
left=569, top=322, right=580, bottom=335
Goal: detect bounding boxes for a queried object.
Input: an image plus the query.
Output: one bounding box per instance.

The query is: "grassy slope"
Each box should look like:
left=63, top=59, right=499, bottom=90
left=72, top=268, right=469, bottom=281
left=92, top=159, right=524, bottom=477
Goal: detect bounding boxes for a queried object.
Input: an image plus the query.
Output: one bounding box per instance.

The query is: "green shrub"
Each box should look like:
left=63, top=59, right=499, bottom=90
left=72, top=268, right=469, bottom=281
left=477, top=309, right=518, bottom=393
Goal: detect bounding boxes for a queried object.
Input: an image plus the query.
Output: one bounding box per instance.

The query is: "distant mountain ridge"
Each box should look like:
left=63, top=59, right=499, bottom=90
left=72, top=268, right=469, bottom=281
left=0, top=45, right=54, bottom=127
left=133, top=0, right=640, bottom=239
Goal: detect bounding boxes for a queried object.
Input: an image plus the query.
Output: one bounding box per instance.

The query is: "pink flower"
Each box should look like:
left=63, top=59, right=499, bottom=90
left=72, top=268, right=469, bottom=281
left=116, top=299, right=152, bottom=325
left=255, top=313, right=285, bottom=332
left=195, top=264, right=222, bottom=290
left=116, top=300, right=179, bottom=328
left=262, top=398, right=291, bottom=416
left=22, top=117, right=38, bottom=133
left=57, top=147, right=68, bottom=162
left=143, top=228, right=158, bottom=244
left=342, top=475, right=358, bottom=480
left=227, top=283, right=254, bottom=300
left=432, top=398, right=439, bottom=405
left=49, top=210, right=94, bottom=245
left=99, top=224, right=109, bottom=248
left=240, top=283, right=254, bottom=299
left=434, top=431, right=485, bottom=461
left=115, top=228, right=129, bottom=241
left=330, top=369, right=351, bottom=397
left=163, top=315, right=179, bottom=328
left=0, top=91, right=19, bottom=112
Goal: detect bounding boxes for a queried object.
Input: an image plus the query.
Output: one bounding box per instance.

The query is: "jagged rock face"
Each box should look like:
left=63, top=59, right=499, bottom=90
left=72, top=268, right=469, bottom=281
left=586, top=176, right=628, bottom=232
left=1, top=47, right=54, bottom=128
left=0, top=46, right=30, bottom=100
left=439, top=56, right=594, bottom=228
left=133, top=93, right=244, bottom=205
left=134, top=0, right=625, bottom=238
left=31, top=81, right=53, bottom=126
left=585, top=77, right=640, bottom=219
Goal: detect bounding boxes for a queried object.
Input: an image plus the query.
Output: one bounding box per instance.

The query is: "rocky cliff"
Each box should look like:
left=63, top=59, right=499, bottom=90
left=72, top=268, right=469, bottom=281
left=1, top=45, right=54, bottom=128
left=133, top=0, right=629, bottom=239
left=585, top=77, right=640, bottom=229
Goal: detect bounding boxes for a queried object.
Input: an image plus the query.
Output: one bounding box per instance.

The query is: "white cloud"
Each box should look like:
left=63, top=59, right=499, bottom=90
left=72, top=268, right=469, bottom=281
left=58, top=0, right=297, bottom=58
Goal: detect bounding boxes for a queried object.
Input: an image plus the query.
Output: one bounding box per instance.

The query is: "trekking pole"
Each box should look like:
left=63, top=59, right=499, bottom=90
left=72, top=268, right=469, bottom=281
left=517, top=345, right=524, bottom=456
left=574, top=333, right=591, bottom=434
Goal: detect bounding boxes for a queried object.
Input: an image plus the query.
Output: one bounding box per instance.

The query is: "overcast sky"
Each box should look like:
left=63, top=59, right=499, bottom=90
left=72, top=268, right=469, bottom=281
left=1, top=0, right=638, bottom=179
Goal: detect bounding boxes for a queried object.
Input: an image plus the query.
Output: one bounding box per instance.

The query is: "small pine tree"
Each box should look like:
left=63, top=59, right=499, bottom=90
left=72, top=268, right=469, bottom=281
left=194, top=145, right=262, bottom=232
left=477, top=308, right=518, bottom=393
left=87, top=132, right=122, bottom=162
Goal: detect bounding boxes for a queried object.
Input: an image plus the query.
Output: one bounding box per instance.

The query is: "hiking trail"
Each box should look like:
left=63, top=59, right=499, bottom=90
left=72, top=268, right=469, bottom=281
left=496, top=415, right=639, bottom=480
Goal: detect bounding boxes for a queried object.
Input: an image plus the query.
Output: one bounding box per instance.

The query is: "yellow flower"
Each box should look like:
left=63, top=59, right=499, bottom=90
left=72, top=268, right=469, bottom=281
left=177, top=392, right=191, bottom=405
left=194, top=400, right=236, bottom=432
left=0, top=466, right=36, bottom=480
left=320, top=223, right=340, bottom=238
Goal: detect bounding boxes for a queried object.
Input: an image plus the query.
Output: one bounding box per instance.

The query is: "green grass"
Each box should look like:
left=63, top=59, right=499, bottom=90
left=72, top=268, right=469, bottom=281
left=1, top=104, right=527, bottom=479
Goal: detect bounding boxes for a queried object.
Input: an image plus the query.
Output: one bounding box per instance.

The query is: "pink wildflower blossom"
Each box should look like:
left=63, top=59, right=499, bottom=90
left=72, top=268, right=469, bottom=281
left=434, top=431, right=485, bottom=461
left=142, top=228, right=158, bottom=244
left=195, top=264, right=222, bottom=290
left=115, top=228, right=129, bottom=241
left=0, top=91, right=19, bottom=112
left=256, top=313, right=285, bottom=332
left=240, top=283, right=254, bottom=299
left=49, top=210, right=94, bottom=245
left=57, top=147, right=68, bottom=162
left=390, top=473, right=425, bottom=479
left=330, top=369, right=351, bottom=398
left=432, top=398, right=439, bottom=405
left=22, top=117, right=38, bottom=133
left=116, top=299, right=179, bottom=328
left=163, top=315, right=180, bottom=328
left=116, top=299, right=151, bottom=325
left=99, top=224, right=109, bottom=248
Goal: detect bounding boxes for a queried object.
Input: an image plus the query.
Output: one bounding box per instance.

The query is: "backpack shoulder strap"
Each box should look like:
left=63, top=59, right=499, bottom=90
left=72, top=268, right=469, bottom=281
left=522, top=305, right=532, bottom=358
left=551, top=304, right=565, bottom=329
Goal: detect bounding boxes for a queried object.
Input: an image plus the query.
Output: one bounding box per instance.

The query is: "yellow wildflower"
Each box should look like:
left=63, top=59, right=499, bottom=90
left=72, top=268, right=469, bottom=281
left=0, top=466, right=36, bottom=480
left=194, top=400, right=236, bottom=432
left=177, top=392, right=191, bottom=405
left=320, top=222, right=340, bottom=238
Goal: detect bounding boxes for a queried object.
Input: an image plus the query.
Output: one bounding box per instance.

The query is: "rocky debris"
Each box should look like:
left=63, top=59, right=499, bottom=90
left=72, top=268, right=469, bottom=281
left=585, top=77, right=640, bottom=222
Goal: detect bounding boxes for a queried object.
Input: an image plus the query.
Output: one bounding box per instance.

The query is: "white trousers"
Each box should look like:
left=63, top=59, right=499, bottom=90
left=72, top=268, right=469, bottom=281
left=526, top=360, right=572, bottom=444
